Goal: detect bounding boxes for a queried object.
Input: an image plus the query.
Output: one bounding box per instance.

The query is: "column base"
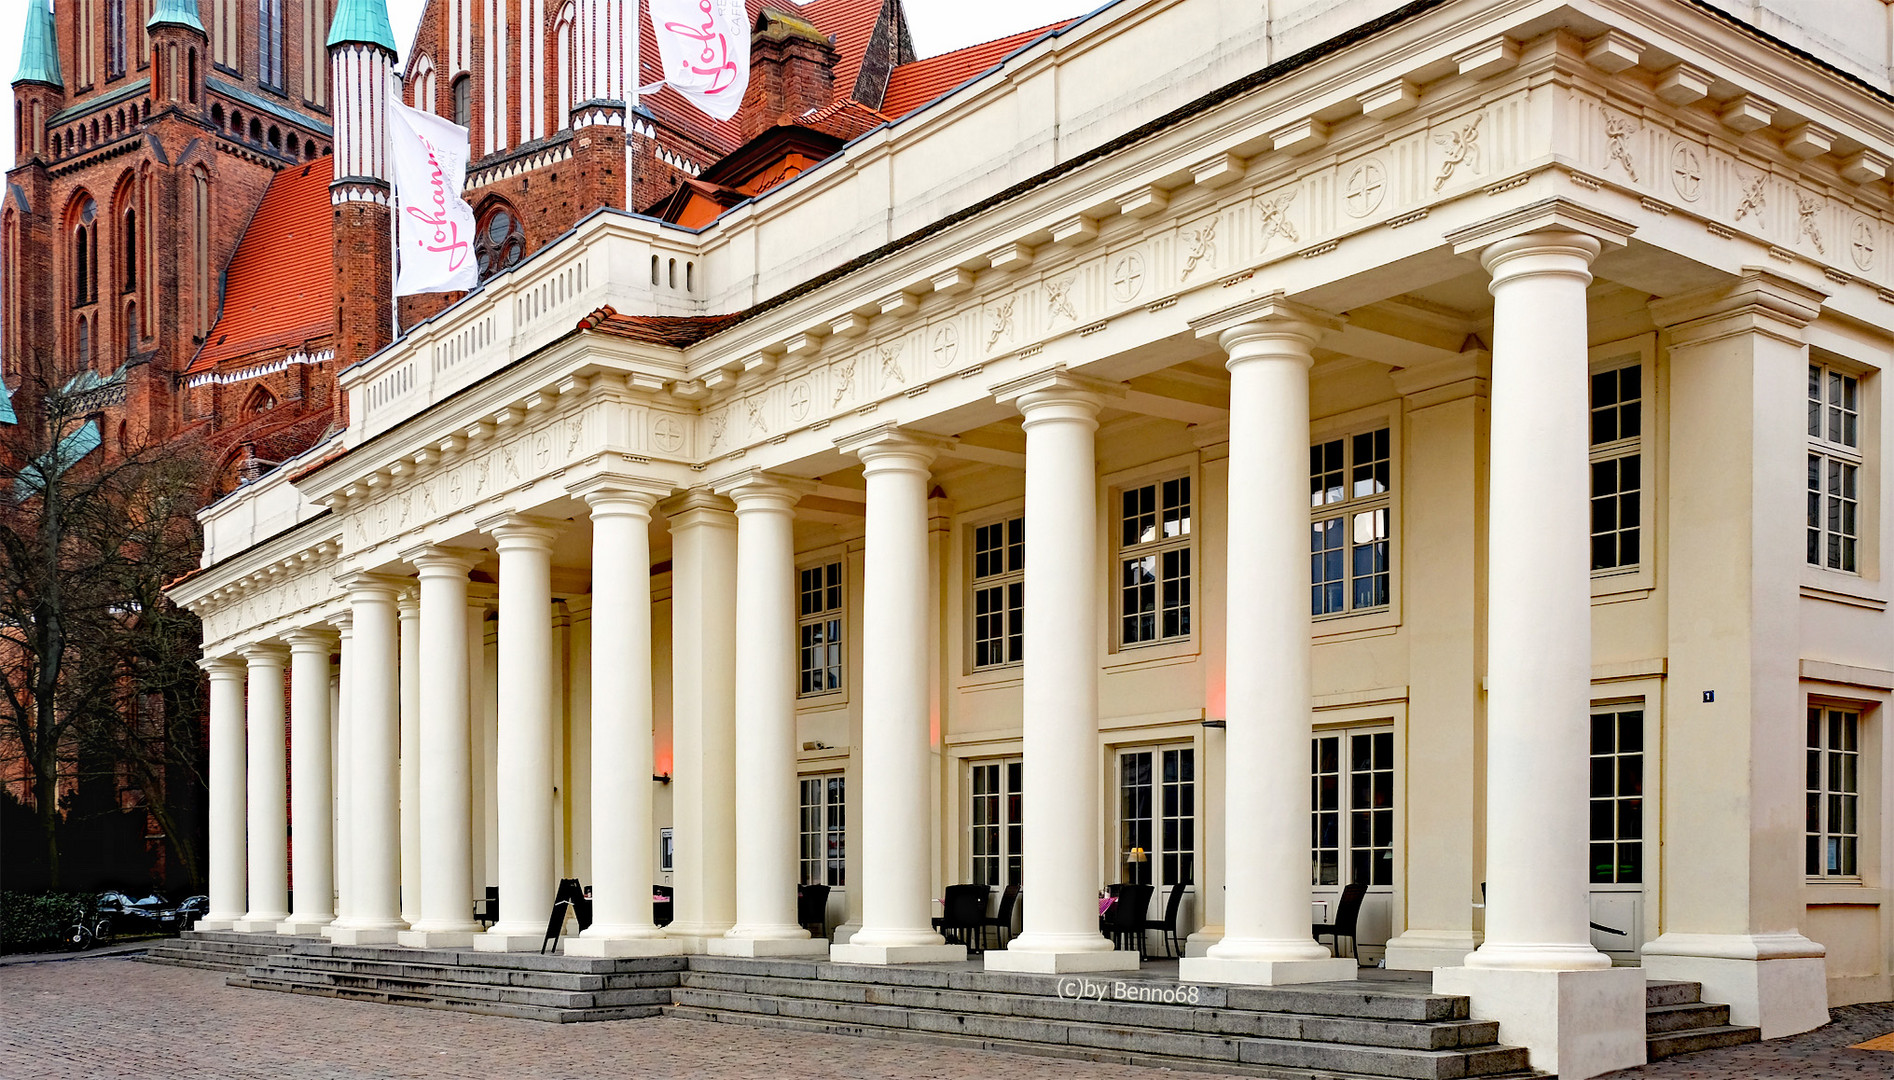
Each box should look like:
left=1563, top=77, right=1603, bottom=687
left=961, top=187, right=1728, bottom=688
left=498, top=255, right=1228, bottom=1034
left=231, top=916, right=289, bottom=933
left=397, top=929, right=479, bottom=949
left=831, top=941, right=967, bottom=965
left=1433, top=964, right=1644, bottom=1080
left=566, top=934, right=685, bottom=958
left=1183, top=924, right=1223, bottom=958
left=711, top=935, right=832, bottom=958
left=196, top=918, right=239, bottom=932
left=276, top=918, right=335, bottom=936
left=1180, top=955, right=1358, bottom=985
left=1642, top=932, right=1829, bottom=1038
left=474, top=928, right=553, bottom=952
left=662, top=922, right=734, bottom=954
left=984, top=947, right=1139, bottom=974
left=1384, top=929, right=1482, bottom=971
left=327, top=925, right=403, bottom=945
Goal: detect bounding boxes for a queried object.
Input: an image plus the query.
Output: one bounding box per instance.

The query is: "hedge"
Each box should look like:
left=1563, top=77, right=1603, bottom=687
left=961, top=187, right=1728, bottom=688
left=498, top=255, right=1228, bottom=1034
left=0, top=891, right=93, bottom=953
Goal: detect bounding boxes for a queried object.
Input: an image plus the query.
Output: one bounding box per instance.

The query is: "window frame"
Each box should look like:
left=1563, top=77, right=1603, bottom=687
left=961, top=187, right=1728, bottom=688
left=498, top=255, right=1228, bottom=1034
left=1588, top=705, right=1645, bottom=886
left=1808, top=358, right=1867, bottom=577
left=1583, top=336, right=1659, bottom=601
left=1114, top=740, right=1198, bottom=891
left=796, top=556, right=846, bottom=701
left=966, top=509, right=1025, bottom=674
left=797, top=770, right=847, bottom=888
left=1105, top=454, right=1201, bottom=663
left=1308, top=405, right=1402, bottom=639
left=1309, top=423, right=1394, bottom=622
left=1310, top=724, right=1396, bottom=891
left=1807, top=705, right=1863, bottom=882
left=967, top=755, right=1024, bottom=888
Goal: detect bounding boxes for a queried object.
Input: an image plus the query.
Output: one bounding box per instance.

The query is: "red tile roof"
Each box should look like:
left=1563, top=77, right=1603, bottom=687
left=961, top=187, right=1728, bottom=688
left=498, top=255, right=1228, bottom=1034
left=799, top=96, right=889, bottom=140
left=187, top=160, right=336, bottom=374
left=579, top=305, right=744, bottom=346
left=881, top=20, right=1073, bottom=120
left=800, top=0, right=888, bottom=104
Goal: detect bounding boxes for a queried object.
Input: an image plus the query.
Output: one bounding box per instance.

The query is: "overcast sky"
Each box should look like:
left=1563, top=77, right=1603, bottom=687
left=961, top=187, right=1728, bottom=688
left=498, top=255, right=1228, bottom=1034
left=0, top=0, right=1106, bottom=174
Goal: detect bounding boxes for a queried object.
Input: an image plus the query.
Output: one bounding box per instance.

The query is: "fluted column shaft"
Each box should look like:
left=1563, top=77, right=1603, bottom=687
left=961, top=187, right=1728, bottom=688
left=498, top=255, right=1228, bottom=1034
left=282, top=629, right=337, bottom=933
left=400, top=549, right=483, bottom=945
left=477, top=517, right=561, bottom=951
left=201, top=657, right=248, bottom=928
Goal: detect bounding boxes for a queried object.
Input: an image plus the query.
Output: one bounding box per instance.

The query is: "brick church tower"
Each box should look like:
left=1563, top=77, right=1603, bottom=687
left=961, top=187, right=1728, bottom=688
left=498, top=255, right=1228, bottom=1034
left=328, top=0, right=396, bottom=369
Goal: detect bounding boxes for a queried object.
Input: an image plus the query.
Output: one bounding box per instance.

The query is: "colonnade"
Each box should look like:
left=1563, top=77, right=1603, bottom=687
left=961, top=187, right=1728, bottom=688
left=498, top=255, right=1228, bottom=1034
left=197, top=221, right=1625, bottom=997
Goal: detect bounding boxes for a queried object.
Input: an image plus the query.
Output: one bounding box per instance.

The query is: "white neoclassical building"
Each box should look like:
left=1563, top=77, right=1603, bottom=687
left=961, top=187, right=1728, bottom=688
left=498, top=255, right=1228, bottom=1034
left=173, top=0, right=1894, bottom=1074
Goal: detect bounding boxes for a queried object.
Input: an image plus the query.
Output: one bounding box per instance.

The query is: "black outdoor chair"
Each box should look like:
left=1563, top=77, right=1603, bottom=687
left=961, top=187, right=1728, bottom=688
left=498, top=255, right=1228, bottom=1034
left=473, top=886, right=499, bottom=927
left=1313, top=882, right=1367, bottom=959
left=797, top=883, right=832, bottom=939
left=981, top=883, right=1021, bottom=950
left=653, top=884, right=673, bottom=927
left=931, top=883, right=991, bottom=953
left=1142, top=868, right=1192, bottom=958
left=1102, top=883, right=1154, bottom=958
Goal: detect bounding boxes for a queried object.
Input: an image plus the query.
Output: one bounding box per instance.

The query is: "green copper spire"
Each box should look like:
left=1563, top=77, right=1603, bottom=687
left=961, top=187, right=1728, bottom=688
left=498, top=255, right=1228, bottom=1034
left=327, top=0, right=398, bottom=53
left=13, top=0, right=62, bottom=88
left=146, top=0, right=207, bottom=34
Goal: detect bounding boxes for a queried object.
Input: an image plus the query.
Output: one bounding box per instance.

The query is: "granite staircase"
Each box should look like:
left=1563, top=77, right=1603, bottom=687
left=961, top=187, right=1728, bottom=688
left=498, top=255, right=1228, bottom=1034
left=668, top=957, right=1540, bottom=1079
left=1643, top=979, right=1761, bottom=1061
left=141, top=929, right=317, bottom=973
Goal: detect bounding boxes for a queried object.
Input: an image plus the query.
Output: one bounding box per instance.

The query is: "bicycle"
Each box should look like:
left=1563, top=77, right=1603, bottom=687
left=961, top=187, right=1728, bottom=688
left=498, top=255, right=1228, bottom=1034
left=62, top=912, right=112, bottom=952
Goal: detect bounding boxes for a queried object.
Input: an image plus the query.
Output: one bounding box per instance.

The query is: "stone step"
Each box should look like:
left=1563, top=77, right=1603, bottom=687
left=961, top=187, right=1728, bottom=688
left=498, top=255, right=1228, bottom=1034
left=1645, top=1024, right=1762, bottom=1060
left=1644, top=980, right=1702, bottom=1008
left=678, top=969, right=1501, bottom=1051
left=275, top=952, right=675, bottom=992
left=140, top=953, right=255, bottom=973
left=290, top=941, right=671, bottom=976
left=232, top=973, right=664, bottom=1023
left=662, top=1004, right=1544, bottom=1080
left=684, top=955, right=1470, bottom=1022
left=239, top=963, right=672, bottom=1012
left=670, top=987, right=1530, bottom=1080
left=1645, top=1001, right=1733, bottom=1035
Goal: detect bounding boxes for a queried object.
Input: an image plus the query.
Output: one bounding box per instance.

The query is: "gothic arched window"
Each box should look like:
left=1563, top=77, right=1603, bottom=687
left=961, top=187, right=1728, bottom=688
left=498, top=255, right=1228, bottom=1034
left=73, top=197, right=99, bottom=305
left=452, top=75, right=472, bottom=129
left=475, top=205, right=525, bottom=281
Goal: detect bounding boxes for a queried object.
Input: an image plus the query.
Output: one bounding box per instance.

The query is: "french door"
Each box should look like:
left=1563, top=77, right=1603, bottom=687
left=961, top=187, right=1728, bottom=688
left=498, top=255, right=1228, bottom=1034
left=1311, top=727, right=1395, bottom=954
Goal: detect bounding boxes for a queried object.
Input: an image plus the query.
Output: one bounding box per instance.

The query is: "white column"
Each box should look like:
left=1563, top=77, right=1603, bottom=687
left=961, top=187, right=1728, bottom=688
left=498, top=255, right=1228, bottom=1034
left=1434, top=212, right=1643, bottom=1080
left=330, top=574, right=406, bottom=944
left=398, top=590, right=422, bottom=926
left=569, top=483, right=683, bottom=957
left=280, top=628, right=338, bottom=934
left=234, top=643, right=291, bottom=931
left=1180, top=299, right=1354, bottom=986
left=326, top=613, right=355, bottom=935
left=830, top=433, right=964, bottom=965
left=476, top=515, right=562, bottom=951
left=199, top=656, right=247, bottom=930
left=662, top=489, right=739, bottom=950
left=399, top=548, right=484, bottom=947
left=706, top=474, right=828, bottom=958
left=986, top=372, right=1137, bottom=974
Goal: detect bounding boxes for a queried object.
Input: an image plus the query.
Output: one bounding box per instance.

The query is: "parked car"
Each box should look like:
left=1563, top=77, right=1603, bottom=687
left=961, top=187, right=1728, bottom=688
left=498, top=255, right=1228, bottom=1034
left=177, top=895, right=208, bottom=930
left=95, top=891, right=192, bottom=935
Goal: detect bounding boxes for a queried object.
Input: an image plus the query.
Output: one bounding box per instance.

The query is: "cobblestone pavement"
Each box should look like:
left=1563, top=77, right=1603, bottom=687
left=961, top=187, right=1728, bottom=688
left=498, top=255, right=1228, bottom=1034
left=1604, top=1001, right=1894, bottom=1079
left=5, top=953, right=1892, bottom=1079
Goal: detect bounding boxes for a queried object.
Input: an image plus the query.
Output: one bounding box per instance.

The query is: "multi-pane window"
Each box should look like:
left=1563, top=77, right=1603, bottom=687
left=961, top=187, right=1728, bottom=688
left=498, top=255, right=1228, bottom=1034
left=258, top=0, right=286, bottom=91
left=1808, top=365, right=1863, bottom=573
left=107, top=0, right=127, bottom=81
left=1807, top=708, right=1860, bottom=878
left=798, top=561, right=843, bottom=697
left=1590, top=363, right=1642, bottom=572
left=1118, top=746, right=1195, bottom=887
left=452, top=75, right=473, bottom=128
left=1589, top=709, right=1644, bottom=884
left=798, top=773, right=845, bottom=887
left=970, top=516, right=1024, bottom=669
left=969, top=758, right=1023, bottom=887
left=475, top=205, right=526, bottom=281
left=1118, top=478, right=1191, bottom=646
left=1312, top=730, right=1393, bottom=887
left=1311, top=428, right=1391, bottom=615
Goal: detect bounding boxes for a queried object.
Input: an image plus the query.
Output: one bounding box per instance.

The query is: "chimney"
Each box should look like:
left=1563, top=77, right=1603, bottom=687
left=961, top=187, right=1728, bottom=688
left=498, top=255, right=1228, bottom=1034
left=740, top=10, right=839, bottom=142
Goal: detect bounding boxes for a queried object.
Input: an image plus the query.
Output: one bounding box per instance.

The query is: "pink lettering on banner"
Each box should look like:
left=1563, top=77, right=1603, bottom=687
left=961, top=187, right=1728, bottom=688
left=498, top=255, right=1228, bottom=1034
left=402, top=138, right=470, bottom=272
left=661, top=0, right=739, bottom=95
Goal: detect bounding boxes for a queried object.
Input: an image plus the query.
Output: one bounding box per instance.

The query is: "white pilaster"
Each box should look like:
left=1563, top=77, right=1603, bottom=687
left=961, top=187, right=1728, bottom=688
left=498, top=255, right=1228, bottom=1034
left=568, top=483, right=682, bottom=958
left=398, top=590, right=422, bottom=927
left=985, top=371, right=1138, bottom=975
left=200, top=656, right=247, bottom=930
left=281, top=628, right=338, bottom=935
left=234, top=642, right=291, bottom=931
left=475, top=516, right=562, bottom=952
left=1433, top=204, right=1643, bottom=1080
left=827, top=432, right=964, bottom=965
left=710, top=473, right=829, bottom=959
left=330, top=574, right=407, bottom=944
left=399, top=548, right=485, bottom=948
left=1180, top=298, right=1355, bottom=987
left=662, top=489, right=740, bottom=950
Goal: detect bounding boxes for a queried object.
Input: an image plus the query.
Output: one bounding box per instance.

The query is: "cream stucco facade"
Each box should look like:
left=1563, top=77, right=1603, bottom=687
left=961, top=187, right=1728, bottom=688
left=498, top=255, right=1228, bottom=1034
left=172, top=1, right=1894, bottom=1074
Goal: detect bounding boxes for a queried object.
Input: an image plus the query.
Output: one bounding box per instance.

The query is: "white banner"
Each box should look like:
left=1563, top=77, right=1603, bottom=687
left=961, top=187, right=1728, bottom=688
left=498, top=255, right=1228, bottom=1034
left=389, top=100, right=478, bottom=296
left=646, top=0, right=750, bottom=122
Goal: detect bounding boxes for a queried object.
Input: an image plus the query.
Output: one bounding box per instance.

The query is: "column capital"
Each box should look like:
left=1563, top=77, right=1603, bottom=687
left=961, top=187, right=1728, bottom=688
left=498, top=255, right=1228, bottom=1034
left=1190, top=292, right=1342, bottom=353
left=282, top=625, right=340, bottom=651
left=239, top=640, right=292, bottom=665
left=327, top=610, right=354, bottom=635
left=1444, top=197, right=1633, bottom=260
left=834, top=424, right=956, bottom=473
left=476, top=513, right=562, bottom=550
left=712, top=467, right=817, bottom=511
left=990, top=364, right=1124, bottom=410
left=402, top=544, right=484, bottom=576
left=200, top=654, right=247, bottom=677
left=1647, top=266, right=1827, bottom=347
left=659, top=486, right=737, bottom=525
left=569, top=474, right=674, bottom=511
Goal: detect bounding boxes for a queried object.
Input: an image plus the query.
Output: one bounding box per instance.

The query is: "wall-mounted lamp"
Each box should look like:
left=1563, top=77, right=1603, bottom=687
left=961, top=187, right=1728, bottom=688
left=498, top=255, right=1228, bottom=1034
left=1201, top=719, right=1227, bottom=729
left=652, top=773, right=672, bottom=785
